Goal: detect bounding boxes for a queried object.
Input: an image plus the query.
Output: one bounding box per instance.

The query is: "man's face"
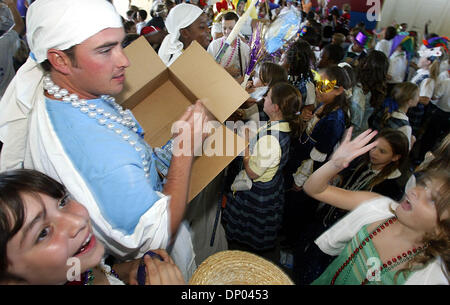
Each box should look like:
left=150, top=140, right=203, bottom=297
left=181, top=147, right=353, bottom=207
left=65, top=27, right=130, bottom=99
left=182, top=13, right=211, bottom=49
left=222, top=19, right=236, bottom=39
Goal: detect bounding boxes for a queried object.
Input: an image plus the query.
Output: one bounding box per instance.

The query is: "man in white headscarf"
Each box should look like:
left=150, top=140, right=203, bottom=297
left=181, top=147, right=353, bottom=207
left=0, top=0, right=211, bottom=282
left=158, top=3, right=211, bottom=66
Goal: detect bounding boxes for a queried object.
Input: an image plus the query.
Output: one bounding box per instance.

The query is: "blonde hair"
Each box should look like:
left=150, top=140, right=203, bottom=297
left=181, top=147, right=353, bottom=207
left=429, top=60, right=440, bottom=81
left=393, top=82, right=419, bottom=108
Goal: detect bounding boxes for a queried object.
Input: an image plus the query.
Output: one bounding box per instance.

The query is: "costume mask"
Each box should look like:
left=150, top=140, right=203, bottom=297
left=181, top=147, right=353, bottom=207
left=312, top=70, right=339, bottom=94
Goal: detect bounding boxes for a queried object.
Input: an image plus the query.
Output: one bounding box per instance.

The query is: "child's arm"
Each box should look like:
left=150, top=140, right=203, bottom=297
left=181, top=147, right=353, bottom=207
left=243, top=128, right=262, bottom=180
left=304, top=128, right=380, bottom=211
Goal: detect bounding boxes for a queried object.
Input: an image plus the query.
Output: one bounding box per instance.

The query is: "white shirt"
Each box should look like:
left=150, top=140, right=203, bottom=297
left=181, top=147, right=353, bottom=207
left=411, top=68, right=435, bottom=99
left=136, top=21, right=146, bottom=35
left=388, top=50, right=407, bottom=84
left=433, top=78, right=450, bottom=112
left=375, top=39, right=393, bottom=58
left=207, top=36, right=250, bottom=77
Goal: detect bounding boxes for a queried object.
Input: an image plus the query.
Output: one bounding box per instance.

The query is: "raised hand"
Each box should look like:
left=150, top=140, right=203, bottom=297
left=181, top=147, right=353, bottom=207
left=330, top=127, right=378, bottom=170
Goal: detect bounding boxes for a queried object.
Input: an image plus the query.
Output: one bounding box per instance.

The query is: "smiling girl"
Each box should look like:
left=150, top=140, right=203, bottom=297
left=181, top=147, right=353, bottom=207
left=0, top=169, right=184, bottom=285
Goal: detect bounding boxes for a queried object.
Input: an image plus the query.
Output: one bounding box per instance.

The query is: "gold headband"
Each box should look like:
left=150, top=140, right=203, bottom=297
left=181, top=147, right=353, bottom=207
left=312, top=70, right=339, bottom=94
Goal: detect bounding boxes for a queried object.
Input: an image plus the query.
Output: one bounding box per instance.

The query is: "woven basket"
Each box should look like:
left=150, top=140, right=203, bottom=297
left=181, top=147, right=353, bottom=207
left=189, top=250, right=294, bottom=285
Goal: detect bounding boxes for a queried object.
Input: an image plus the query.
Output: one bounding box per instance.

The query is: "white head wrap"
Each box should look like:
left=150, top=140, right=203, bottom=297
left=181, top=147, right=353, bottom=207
left=158, top=3, right=203, bottom=66
left=0, top=0, right=123, bottom=170
left=27, top=0, right=123, bottom=63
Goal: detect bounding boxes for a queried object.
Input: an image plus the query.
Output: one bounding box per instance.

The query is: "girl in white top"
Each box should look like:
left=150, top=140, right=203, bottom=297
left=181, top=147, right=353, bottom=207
left=388, top=45, right=408, bottom=85
left=304, top=128, right=449, bottom=285
left=375, top=26, right=397, bottom=59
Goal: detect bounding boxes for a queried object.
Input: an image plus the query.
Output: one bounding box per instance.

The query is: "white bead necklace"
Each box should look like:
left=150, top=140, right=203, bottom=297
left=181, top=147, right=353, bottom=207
left=43, top=74, right=153, bottom=179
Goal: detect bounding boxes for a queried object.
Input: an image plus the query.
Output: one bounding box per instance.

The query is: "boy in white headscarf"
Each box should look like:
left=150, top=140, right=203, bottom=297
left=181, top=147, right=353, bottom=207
left=158, top=3, right=211, bottom=66
left=0, top=0, right=212, bottom=282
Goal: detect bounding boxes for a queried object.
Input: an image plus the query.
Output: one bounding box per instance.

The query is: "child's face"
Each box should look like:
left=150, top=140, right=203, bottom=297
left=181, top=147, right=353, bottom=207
left=396, top=177, right=445, bottom=235
left=263, top=89, right=279, bottom=117
left=369, top=137, right=399, bottom=169
left=315, top=72, right=341, bottom=104
left=5, top=193, right=104, bottom=284
left=222, top=19, right=236, bottom=39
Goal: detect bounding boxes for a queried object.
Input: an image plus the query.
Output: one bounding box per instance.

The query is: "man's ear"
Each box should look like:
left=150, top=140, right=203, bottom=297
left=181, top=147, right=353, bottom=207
left=179, top=28, right=189, bottom=40
left=46, top=49, right=74, bottom=75
left=179, top=28, right=192, bottom=49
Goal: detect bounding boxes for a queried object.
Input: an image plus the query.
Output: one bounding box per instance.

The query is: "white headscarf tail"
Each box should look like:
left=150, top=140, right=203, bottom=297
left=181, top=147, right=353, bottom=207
left=0, top=0, right=123, bottom=170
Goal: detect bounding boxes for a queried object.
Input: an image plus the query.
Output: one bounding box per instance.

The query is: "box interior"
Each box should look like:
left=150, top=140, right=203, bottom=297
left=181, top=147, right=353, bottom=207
left=115, top=37, right=248, bottom=201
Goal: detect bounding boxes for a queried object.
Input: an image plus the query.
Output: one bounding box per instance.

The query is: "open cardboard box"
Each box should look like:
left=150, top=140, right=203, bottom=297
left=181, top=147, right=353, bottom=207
left=115, top=37, right=249, bottom=202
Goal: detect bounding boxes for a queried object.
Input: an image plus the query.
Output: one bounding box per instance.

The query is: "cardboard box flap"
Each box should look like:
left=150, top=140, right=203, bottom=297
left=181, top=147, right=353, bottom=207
left=112, top=36, right=248, bottom=202
left=170, top=41, right=249, bottom=123
left=115, top=36, right=167, bottom=106
left=188, top=124, right=247, bottom=201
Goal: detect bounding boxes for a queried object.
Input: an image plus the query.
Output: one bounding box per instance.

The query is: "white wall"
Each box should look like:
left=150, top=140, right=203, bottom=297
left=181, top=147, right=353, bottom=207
left=378, top=0, right=450, bottom=40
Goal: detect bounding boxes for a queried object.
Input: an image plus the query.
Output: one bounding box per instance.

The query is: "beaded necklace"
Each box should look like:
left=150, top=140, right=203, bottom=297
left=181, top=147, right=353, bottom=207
left=43, top=75, right=154, bottom=180
left=219, top=37, right=240, bottom=68
left=331, top=217, right=428, bottom=285
left=83, top=269, right=95, bottom=285
left=66, top=265, right=120, bottom=285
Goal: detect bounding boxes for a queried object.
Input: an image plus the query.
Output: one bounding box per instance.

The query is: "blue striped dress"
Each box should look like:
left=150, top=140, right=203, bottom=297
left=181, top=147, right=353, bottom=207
left=222, top=122, right=291, bottom=251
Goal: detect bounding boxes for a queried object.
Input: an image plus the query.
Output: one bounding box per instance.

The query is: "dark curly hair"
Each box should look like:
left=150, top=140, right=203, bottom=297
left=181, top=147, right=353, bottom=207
left=319, top=65, right=352, bottom=127
left=356, top=50, right=389, bottom=109
left=286, top=39, right=315, bottom=81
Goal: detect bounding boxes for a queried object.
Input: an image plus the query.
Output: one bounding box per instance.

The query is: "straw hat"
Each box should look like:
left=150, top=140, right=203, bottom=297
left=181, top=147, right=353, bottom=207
left=189, top=250, right=294, bottom=285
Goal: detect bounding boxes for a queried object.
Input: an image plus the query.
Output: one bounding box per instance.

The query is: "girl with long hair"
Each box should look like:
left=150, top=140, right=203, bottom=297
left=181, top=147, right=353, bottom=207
left=281, top=65, right=351, bottom=249
left=350, top=50, right=389, bottom=138
left=293, top=128, right=410, bottom=284
left=222, top=82, right=303, bottom=254
left=304, top=128, right=449, bottom=285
